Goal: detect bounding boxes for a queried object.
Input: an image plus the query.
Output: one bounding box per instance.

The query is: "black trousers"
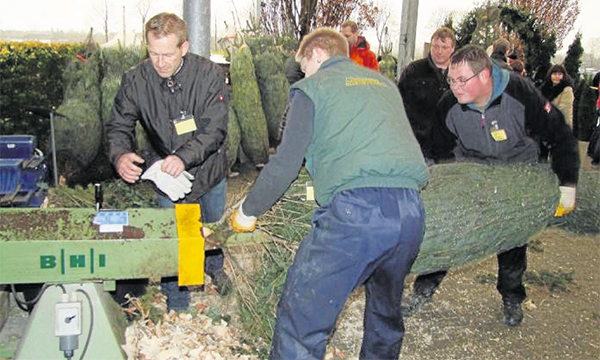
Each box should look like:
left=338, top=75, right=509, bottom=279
left=413, top=245, right=527, bottom=303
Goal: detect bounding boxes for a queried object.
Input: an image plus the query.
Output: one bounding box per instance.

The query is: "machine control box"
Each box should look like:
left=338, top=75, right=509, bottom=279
left=55, top=299, right=82, bottom=336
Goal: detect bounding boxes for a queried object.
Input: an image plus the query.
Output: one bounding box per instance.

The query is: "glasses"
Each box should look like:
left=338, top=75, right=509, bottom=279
left=447, top=70, right=481, bottom=87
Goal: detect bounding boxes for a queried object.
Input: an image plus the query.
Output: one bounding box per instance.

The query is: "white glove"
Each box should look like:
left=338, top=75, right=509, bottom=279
left=230, top=202, right=257, bottom=232
left=141, top=160, right=194, bottom=201
left=554, top=186, right=576, bottom=217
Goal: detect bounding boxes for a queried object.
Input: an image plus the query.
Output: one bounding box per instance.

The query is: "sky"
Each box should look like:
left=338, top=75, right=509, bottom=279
left=0, top=0, right=598, bottom=56
left=384, top=0, right=599, bottom=56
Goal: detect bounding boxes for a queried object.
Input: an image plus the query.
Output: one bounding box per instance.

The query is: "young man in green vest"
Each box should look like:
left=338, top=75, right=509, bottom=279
left=231, top=28, right=428, bottom=360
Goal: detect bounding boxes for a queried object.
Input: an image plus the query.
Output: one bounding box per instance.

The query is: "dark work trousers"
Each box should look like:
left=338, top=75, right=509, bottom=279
left=269, top=187, right=425, bottom=360
left=496, top=245, right=527, bottom=303
left=157, top=179, right=228, bottom=310
left=413, top=245, right=528, bottom=303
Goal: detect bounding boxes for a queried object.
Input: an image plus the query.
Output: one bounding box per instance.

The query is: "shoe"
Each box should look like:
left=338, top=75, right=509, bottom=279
left=401, top=293, right=432, bottom=317
left=503, top=300, right=523, bottom=327
left=162, top=279, right=190, bottom=311
left=211, top=270, right=232, bottom=295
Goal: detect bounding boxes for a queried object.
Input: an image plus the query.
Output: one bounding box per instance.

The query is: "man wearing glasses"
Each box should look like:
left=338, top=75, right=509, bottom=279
left=407, top=45, right=579, bottom=327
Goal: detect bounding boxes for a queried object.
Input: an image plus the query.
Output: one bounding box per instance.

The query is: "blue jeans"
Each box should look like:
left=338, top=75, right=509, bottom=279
left=157, top=178, right=227, bottom=310
left=269, top=187, right=425, bottom=360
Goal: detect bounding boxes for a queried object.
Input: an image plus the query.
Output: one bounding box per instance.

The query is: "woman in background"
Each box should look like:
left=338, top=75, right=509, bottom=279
left=539, top=64, right=575, bottom=162
left=540, top=64, right=574, bottom=127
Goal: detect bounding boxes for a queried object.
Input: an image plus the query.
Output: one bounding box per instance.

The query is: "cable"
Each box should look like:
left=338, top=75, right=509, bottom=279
left=10, top=283, right=66, bottom=311
left=75, top=288, right=94, bottom=360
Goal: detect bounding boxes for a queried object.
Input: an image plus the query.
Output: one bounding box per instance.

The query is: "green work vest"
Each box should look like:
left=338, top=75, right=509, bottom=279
left=292, top=56, right=428, bottom=205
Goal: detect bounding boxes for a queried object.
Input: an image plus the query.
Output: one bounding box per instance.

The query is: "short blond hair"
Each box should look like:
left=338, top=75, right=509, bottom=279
left=431, top=27, right=456, bottom=46
left=295, top=27, right=349, bottom=61
left=145, top=12, right=188, bottom=46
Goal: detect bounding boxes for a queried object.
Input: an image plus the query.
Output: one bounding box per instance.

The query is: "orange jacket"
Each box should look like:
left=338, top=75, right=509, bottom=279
left=349, top=36, right=380, bottom=72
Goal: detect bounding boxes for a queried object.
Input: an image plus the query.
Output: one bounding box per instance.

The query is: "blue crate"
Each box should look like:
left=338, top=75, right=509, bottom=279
left=0, top=159, right=22, bottom=195
left=0, top=135, right=37, bottom=160
left=21, top=158, right=48, bottom=192
left=0, top=135, right=48, bottom=207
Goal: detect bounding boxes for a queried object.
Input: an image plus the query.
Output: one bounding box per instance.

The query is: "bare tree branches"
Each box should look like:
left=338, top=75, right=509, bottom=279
left=135, top=0, right=151, bottom=45
left=261, top=0, right=378, bottom=39
left=496, top=0, right=580, bottom=48
left=373, top=1, right=392, bottom=57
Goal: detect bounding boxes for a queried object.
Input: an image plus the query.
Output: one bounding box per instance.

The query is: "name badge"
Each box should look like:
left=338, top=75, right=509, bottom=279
left=173, top=113, right=197, bottom=135
left=489, top=120, right=507, bottom=142
left=491, top=129, right=507, bottom=141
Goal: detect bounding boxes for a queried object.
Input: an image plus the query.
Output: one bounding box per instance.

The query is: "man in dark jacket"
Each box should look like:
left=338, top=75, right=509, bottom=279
left=407, top=45, right=579, bottom=327
left=397, top=27, right=456, bottom=160
left=106, top=12, right=230, bottom=310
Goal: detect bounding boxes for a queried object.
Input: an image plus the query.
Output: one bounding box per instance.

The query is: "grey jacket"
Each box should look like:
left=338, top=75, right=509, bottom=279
left=432, top=64, right=579, bottom=186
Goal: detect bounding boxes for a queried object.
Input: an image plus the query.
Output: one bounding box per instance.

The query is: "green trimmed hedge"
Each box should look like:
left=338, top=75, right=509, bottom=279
left=0, top=42, right=82, bottom=151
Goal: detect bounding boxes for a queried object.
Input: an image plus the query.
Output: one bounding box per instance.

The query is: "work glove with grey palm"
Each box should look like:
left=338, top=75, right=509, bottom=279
left=141, top=160, right=194, bottom=201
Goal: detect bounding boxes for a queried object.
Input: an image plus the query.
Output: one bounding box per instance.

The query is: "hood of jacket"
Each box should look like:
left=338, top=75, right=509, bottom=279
left=352, top=36, right=371, bottom=52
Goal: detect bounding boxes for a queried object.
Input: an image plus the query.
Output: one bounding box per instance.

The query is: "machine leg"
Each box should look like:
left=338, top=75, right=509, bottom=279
left=14, top=282, right=127, bottom=360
